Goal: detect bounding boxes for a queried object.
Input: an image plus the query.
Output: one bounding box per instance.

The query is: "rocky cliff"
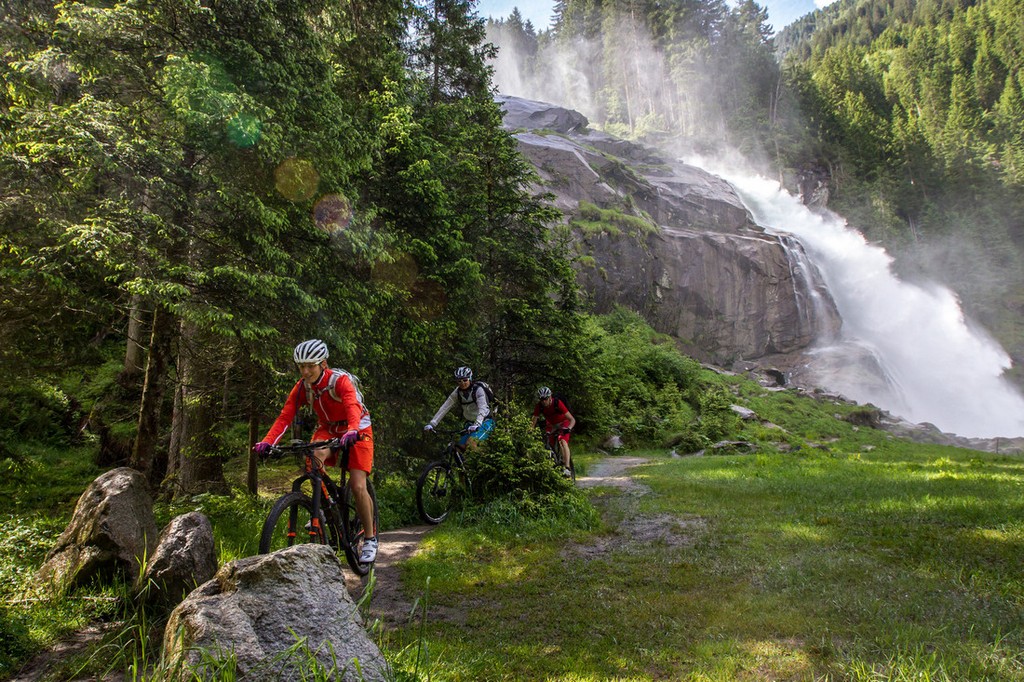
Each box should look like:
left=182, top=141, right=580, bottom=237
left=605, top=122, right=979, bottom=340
left=498, top=95, right=841, bottom=365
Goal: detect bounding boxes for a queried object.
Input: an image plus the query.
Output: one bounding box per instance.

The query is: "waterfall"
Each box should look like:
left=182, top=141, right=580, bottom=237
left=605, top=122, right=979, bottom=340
left=704, top=166, right=1024, bottom=439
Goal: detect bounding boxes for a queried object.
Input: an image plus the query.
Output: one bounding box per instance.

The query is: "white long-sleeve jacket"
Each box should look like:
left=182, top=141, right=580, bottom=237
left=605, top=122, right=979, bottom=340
left=428, top=384, right=490, bottom=428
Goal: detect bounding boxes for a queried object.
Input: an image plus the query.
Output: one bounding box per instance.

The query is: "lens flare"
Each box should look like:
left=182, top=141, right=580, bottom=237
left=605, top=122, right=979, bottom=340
left=313, top=194, right=353, bottom=233
left=227, top=113, right=260, bottom=148
left=407, top=279, right=447, bottom=322
left=371, top=252, right=419, bottom=290
left=275, top=158, right=319, bottom=202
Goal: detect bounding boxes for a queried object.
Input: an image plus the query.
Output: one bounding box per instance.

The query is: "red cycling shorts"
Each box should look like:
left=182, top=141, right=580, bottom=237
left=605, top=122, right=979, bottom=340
left=314, top=425, right=374, bottom=473
left=548, top=428, right=571, bottom=448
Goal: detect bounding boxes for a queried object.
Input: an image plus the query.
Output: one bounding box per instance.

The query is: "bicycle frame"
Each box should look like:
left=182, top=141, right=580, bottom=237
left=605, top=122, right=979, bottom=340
left=294, top=452, right=346, bottom=545
left=542, top=426, right=575, bottom=481
left=259, top=438, right=377, bottom=575
left=443, top=438, right=468, bottom=471
left=277, top=440, right=351, bottom=551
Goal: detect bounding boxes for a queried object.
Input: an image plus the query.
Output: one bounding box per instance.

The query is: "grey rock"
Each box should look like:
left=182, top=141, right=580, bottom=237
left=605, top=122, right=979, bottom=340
left=706, top=440, right=756, bottom=455
left=499, top=96, right=842, bottom=365
left=139, top=511, right=217, bottom=609
left=37, top=467, right=157, bottom=591
left=730, top=405, right=758, bottom=421
left=497, top=94, right=589, bottom=134
left=601, top=434, right=624, bottom=450
left=163, top=544, right=386, bottom=681
left=843, top=408, right=883, bottom=429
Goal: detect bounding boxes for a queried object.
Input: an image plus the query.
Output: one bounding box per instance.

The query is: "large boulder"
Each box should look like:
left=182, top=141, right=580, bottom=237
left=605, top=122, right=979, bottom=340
left=163, top=544, right=387, bottom=681
left=498, top=95, right=841, bottom=364
left=37, top=467, right=158, bottom=591
left=498, top=94, right=589, bottom=134
left=138, top=511, right=218, bottom=609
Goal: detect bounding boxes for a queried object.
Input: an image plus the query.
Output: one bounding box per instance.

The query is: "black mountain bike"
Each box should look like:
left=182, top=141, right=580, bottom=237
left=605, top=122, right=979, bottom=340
left=415, top=429, right=471, bottom=525
left=258, top=439, right=378, bottom=576
left=544, top=426, right=575, bottom=482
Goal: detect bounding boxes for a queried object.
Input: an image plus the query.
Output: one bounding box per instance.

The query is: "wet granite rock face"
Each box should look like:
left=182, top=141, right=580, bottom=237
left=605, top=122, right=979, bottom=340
left=498, top=95, right=841, bottom=364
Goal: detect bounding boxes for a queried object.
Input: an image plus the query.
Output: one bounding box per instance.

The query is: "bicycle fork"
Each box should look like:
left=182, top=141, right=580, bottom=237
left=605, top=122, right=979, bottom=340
left=291, top=472, right=333, bottom=542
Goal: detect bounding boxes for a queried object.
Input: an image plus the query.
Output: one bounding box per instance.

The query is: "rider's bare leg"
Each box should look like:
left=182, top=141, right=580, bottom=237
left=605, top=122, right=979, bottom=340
left=348, top=468, right=375, bottom=538
left=559, top=438, right=571, bottom=469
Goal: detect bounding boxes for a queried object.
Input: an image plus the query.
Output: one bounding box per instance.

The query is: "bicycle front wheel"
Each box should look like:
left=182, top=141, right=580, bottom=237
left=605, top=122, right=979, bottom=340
left=416, top=461, right=457, bottom=524
left=259, top=492, right=329, bottom=554
left=341, top=478, right=378, bottom=576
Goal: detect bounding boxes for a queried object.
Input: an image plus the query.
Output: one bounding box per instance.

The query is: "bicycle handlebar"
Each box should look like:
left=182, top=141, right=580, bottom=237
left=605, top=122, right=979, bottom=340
left=427, top=428, right=470, bottom=438
left=267, top=439, right=342, bottom=456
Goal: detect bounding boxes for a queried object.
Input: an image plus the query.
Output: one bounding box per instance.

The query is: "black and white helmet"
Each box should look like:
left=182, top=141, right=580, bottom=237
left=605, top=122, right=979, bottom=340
left=294, top=339, right=329, bottom=364
left=537, top=386, right=552, bottom=399
left=454, top=366, right=473, bottom=381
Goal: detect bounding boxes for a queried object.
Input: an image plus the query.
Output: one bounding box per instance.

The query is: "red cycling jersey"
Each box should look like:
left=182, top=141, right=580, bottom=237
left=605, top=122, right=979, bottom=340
left=533, top=397, right=572, bottom=430
left=261, top=369, right=374, bottom=471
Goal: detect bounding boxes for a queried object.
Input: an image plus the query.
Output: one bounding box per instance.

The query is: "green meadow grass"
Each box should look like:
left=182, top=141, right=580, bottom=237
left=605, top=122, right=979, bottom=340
left=3, top=379, right=1023, bottom=681
left=387, top=444, right=1024, bottom=681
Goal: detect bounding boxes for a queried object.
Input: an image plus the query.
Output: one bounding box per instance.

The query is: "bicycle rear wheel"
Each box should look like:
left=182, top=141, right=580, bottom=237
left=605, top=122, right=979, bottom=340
left=341, top=479, right=378, bottom=576
left=259, top=492, right=336, bottom=554
left=416, top=461, right=456, bottom=524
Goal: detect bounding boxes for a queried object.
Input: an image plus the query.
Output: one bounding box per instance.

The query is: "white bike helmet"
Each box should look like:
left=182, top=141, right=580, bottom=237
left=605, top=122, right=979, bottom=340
left=294, top=339, right=329, bottom=364
left=537, top=386, right=552, bottom=399
left=454, top=366, right=473, bottom=381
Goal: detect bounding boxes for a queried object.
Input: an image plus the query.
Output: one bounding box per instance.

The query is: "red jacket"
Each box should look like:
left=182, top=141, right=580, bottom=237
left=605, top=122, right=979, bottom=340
left=263, top=369, right=371, bottom=445
left=533, top=397, right=573, bottom=430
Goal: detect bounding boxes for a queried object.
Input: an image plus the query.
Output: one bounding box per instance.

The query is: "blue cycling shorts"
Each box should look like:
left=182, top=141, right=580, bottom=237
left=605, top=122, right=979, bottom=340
left=459, top=418, right=495, bottom=446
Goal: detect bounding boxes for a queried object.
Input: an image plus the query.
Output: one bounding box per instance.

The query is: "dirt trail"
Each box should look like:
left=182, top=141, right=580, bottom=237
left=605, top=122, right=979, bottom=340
left=345, top=455, right=652, bottom=627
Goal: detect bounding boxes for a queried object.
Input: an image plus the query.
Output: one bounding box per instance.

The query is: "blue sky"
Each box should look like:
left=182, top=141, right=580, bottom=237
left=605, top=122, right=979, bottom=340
left=475, top=0, right=830, bottom=34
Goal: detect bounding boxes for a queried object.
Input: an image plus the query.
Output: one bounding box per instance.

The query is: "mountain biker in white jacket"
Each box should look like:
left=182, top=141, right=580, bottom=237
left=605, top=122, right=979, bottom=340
left=423, top=366, right=494, bottom=451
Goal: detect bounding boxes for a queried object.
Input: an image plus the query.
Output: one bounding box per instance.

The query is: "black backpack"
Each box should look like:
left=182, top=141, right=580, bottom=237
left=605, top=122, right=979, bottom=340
left=471, top=380, right=497, bottom=417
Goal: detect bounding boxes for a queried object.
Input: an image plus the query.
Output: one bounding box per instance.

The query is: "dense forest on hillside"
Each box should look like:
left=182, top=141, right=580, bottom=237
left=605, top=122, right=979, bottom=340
left=0, top=0, right=590, bottom=495
left=489, top=0, right=1024, bottom=378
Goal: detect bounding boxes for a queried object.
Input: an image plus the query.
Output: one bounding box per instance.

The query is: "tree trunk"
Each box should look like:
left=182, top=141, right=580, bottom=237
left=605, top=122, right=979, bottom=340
left=247, top=411, right=260, bottom=496
left=121, top=291, right=147, bottom=382
left=131, top=305, right=174, bottom=485
left=166, top=380, right=183, bottom=481
left=170, top=321, right=229, bottom=498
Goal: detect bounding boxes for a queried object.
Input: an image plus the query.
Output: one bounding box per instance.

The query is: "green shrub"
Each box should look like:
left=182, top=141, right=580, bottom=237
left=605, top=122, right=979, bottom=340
left=570, top=309, right=707, bottom=445
left=0, top=379, right=79, bottom=445
left=694, top=385, right=739, bottom=443
left=468, top=413, right=572, bottom=501
left=572, top=201, right=656, bottom=237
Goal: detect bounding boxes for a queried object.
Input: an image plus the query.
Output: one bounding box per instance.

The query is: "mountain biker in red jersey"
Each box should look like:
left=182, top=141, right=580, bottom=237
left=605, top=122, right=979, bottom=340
left=252, top=339, right=378, bottom=563
left=531, top=386, right=576, bottom=478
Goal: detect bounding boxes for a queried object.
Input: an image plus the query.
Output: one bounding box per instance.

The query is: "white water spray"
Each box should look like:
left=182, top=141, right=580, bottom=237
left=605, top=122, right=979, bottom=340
left=706, top=166, right=1024, bottom=438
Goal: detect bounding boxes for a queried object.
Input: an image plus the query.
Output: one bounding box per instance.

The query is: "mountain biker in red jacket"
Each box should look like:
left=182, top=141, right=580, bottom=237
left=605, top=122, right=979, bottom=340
left=252, top=339, right=378, bottom=563
left=531, top=387, right=576, bottom=478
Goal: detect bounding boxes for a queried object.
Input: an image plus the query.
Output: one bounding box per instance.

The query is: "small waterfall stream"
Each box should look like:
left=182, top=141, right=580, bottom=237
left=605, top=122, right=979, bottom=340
left=704, top=166, right=1024, bottom=438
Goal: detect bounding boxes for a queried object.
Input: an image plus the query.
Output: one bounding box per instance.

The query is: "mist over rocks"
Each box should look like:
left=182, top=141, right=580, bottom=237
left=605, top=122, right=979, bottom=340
left=497, top=95, right=1024, bottom=444
left=497, top=94, right=841, bottom=365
